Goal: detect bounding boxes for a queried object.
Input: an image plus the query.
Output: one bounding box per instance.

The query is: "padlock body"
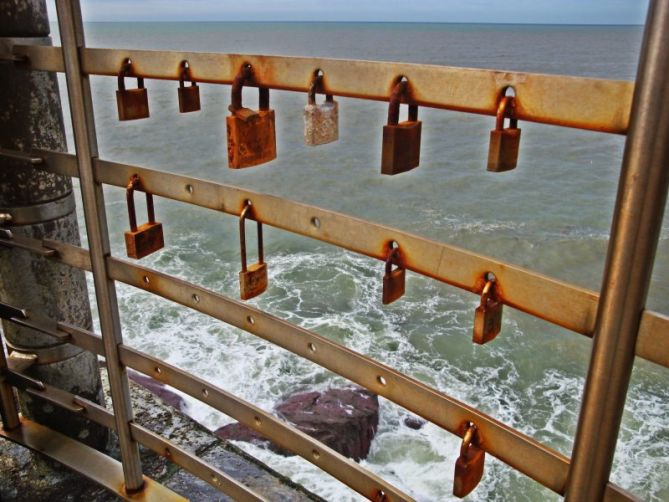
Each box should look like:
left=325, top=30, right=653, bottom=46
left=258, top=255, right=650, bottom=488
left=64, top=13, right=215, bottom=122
left=382, top=268, right=405, bottom=305
left=304, top=101, right=339, bottom=146
left=226, top=108, right=277, bottom=168
left=116, top=88, right=150, bottom=121
left=473, top=300, right=503, bottom=344
left=178, top=84, right=201, bottom=113
left=124, top=221, right=164, bottom=259
left=487, top=128, right=521, bottom=172
left=381, top=120, right=422, bottom=175
left=239, top=262, right=268, bottom=300
left=453, top=445, right=485, bottom=498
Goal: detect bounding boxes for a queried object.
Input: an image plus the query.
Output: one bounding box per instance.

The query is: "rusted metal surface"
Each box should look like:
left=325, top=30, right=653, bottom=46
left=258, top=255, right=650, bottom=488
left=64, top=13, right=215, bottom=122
left=382, top=246, right=405, bottom=304
left=177, top=60, right=200, bottom=113
left=472, top=274, right=503, bottom=345
left=116, top=58, right=150, bottom=121
left=124, top=174, right=164, bottom=260
left=0, top=417, right=186, bottom=501
left=3, top=44, right=633, bottom=133
left=487, top=95, right=521, bottom=172
left=5, top=150, right=669, bottom=369
left=238, top=201, right=268, bottom=300
left=452, top=422, right=485, bottom=498
left=0, top=240, right=641, bottom=499
left=381, top=79, right=421, bottom=175
left=119, top=345, right=415, bottom=502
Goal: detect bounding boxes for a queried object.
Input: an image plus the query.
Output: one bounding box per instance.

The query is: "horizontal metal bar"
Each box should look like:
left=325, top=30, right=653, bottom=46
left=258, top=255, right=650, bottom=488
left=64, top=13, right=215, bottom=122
left=0, top=301, right=27, bottom=321
left=0, top=417, right=186, bottom=502
left=0, top=147, right=44, bottom=165
left=120, top=346, right=414, bottom=502
left=10, top=45, right=632, bottom=134
left=30, top=148, right=669, bottom=365
left=1, top=238, right=637, bottom=499
left=12, top=380, right=267, bottom=502
left=0, top=229, right=57, bottom=257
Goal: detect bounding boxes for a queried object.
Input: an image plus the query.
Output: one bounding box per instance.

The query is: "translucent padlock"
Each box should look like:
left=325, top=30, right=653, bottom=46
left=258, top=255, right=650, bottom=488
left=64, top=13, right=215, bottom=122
left=304, top=72, right=338, bottom=146
left=239, top=201, right=268, bottom=300
left=473, top=274, right=503, bottom=344
left=487, top=94, right=521, bottom=172
left=116, top=58, right=149, bottom=121
left=177, top=60, right=200, bottom=113
left=226, top=64, right=277, bottom=168
left=382, top=246, right=405, bottom=304
left=124, top=174, right=164, bottom=259
left=453, top=422, right=485, bottom=498
left=381, top=79, right=421, bottom=175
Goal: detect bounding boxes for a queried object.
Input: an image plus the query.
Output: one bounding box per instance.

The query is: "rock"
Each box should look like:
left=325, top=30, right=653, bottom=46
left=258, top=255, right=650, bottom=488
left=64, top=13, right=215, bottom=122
left=403, top=415, right=426, bottom=430
left=126, top=368, right=188, bottom=412
left=216, top=387, right=379, bottom=461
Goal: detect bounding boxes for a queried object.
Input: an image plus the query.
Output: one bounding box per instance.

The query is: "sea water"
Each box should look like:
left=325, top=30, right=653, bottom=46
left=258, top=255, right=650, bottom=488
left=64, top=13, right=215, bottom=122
left=50, top=22, right=668, bottom=501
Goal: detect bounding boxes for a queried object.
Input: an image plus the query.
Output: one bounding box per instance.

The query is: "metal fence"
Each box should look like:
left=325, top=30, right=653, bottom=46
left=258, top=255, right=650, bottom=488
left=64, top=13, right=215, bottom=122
left=0, top=0, right=668, bottom=500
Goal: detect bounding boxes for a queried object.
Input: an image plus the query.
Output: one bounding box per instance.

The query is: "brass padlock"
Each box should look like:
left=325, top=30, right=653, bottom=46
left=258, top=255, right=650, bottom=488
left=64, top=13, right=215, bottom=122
left=239, top=201, right=268, bottom=300
left=304, top=72, right=338, bottom=146
left=116, top=58, right=149, bottom=121
left=473, top=274, right=503, bottom=344
left=124, top=174, right=164, bottom=259
left=487, top=94, right=521, bottom=172
left=226, top=64, right=277, bottom=168
left=381, top=79, right=421, bottom=175
left=177, top=60, right=200, bottom=113
left=382, top=246, right=405, bottom=305
left=453, top=422, right=485, bottom=498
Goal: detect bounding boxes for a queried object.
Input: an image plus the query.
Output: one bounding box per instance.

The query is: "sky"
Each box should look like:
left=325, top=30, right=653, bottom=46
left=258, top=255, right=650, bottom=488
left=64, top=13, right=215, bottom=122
left=46, top=0, right=649, bottom=24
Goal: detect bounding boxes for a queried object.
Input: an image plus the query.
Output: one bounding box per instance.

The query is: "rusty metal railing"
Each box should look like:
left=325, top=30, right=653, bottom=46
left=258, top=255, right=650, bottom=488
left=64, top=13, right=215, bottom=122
left=0, top=0, right=667, bottom=501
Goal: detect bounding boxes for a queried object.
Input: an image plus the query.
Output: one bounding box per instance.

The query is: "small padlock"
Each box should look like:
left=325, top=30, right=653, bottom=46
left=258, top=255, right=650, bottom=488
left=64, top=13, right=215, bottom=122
left=453, top=422, right=485, bottom=498
left=177, top=60, right=201, bottom=113
left=239, top=201, right=268, bottom=300
left=304, top=72, right=338, bottom=146
left=226, top=64, right=277, bottom=169
left=473, top=274, right=503, bottom=344
left=124, top=174, right=164, bottom=259
left=382, top=246, right=405, bottom=305
left=116, top=58, right=149, bottom=121
left=487, top=94, right=521, bottom=172
left=381, top=79, right=421, bottom=175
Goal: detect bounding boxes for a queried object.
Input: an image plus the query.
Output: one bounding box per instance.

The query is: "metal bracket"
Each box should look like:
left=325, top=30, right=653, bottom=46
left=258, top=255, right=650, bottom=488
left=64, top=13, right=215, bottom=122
left=5, top=339, right=83, bottom=366
left=0, top=301, right=28, bottom=321
left=0, top=147, right=43, bottom=165
left=0, top=229, right=57, bottom=257
left=0, top=37, right=51, bottom=63
left=0, top=194, right=76, bottom=226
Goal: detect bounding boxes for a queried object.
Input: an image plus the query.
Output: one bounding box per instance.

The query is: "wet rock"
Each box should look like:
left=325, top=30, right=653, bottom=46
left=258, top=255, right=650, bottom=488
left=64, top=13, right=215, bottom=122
left=216, top=387, right=379, bottom=461
left=403, top=415, right=426, bottom=430
left=126, top=368, right=187, bottom=412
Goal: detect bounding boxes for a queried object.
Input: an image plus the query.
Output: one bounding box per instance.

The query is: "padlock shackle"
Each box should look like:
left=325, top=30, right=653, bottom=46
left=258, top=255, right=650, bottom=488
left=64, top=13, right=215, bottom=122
left=239, top=202, right=264, bottom=273
left=479, top=277, right=496, bottom=308
left=118, top=58, right=144, bottom=92
left=387, top=80, right=407, bottom=126
left=385, top=246, right=401, bottom=275
left=460, top=422, right=478, bottom=457
left=230, top=64, right=270, bottom=112
left=179, top=60, right=196, bottom=88
left=308, top=73, right=333, bottom=106
left=126, top=174, right=155, bottom=233
left=495, top=96, right=518, bottom=131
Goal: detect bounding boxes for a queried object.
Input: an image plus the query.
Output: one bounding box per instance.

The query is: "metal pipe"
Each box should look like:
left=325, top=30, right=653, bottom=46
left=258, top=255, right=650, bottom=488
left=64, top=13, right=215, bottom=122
left=566, top=0, right=669, bottom=500
left=55, top=0, right=144, bottom=492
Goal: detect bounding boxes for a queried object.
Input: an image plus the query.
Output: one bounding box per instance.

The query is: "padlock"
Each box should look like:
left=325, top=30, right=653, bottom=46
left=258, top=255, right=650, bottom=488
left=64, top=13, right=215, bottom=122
left=124, top=174, right=164, bottom=259
left=472, top=275, right=503, bottom=344
left=381, top=79, right=421, bottom=175
left=116, top=58, right=149, bottom=121
left=382, top=246, right=405, bottom=304
left=177, top=60, right=201, bottom=113
left=453, top=422, right=485, bottom=498
left=487, top=95, right=521, bottom=172
left=239, top=201, right=268, bottom=300
left=304, top=72, right=338, bottom=146
left=226, top=64, right=277, bottom=168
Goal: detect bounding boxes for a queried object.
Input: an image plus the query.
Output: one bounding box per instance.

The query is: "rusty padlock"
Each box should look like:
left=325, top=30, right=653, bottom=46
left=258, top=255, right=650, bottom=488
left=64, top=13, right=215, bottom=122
left=124, top=174, right=164, bottom=259
left=226, top=64, right=277, bottom=168
left=239, top=201, right=268, bottom=300
left=381, top=79, right=421, bottom=175
left=473, top=274, right=503, bottom=344
left=382, top=246, right=405, bottom=305
left=177, top=60, right=200, bottom=113
left=304, top=71, right=338, bottom=146
left=116, top=58, right=149, bottom=121
left=453, top=422, right=485, bottom=498
left=487, top=94, right=521, bottom=172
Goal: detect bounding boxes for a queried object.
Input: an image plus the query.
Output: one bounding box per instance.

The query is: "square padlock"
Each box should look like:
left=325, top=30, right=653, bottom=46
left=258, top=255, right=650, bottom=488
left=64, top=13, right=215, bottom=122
left=382, top=268, right=405, bottom=305
left=381, top=120, right=422, bottom=175
left=226, top=109, right=277, bottom=168
left=473, top=299, right=503, bottom=344
left=124, top=221, right=164, bottom=260
left=304, top=100, right=338, bottom=146
left=116, top=88, right=150, bottom=121
left=453, top=443, right=485, bottom=498
left=178, top=84, right=201, bottom=113
left=239, top=262, right=268, bottom=300
left=487, top=128, right=521, bottom=172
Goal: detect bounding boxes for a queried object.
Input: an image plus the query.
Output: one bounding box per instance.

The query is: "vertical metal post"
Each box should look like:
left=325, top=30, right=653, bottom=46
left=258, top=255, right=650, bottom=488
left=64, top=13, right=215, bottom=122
left=55, top=0, right=144, bottom=492
left=566, top=0, right=669, bottom=500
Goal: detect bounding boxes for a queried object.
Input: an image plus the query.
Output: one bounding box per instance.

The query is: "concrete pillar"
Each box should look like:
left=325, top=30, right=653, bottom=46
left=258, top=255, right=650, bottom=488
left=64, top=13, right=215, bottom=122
left=0, top=0, right=107, bottom=449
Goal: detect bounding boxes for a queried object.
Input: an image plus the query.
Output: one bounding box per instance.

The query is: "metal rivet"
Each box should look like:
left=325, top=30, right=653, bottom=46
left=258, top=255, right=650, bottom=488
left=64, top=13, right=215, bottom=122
left=311, top=217, right=321, bottom=229
left=185, top=184, right=194, bottom=194
left=202, top=388, right=209, bottom=397
left=312, top=449, right=320, bottom=460
left=247, top=315, right=255, bottom=325
left=143, top=275, right=150, bottom=284
left=377, top=375, right=387, bottom=386
left=192, top=293, right=200, bottom=303
left=308, top=342, right=316, bottom=353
